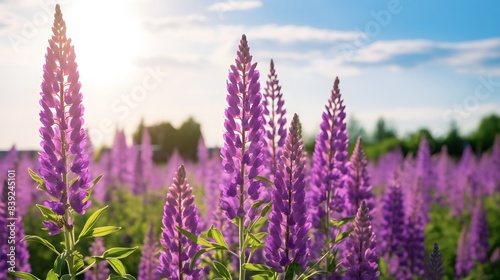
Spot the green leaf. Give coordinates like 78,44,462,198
53,251,66,274
246,232,265,248
7,272,40,280
35,204,59,221
60,275,71,280
261,202,272,217
334,229,353,243
28,168,46,191
107,258,127,276
284,262,303,280
242,263,273,272
254,175,273,185
84,174,103,203
108,274,136,280
102,247,138,259
80,226,121,239
250,200,265,209
190,247,216,269
78,205,109,240
46,269,58,280
74,250,85,271
22,235,60,255
207,226,229,249
213,261,232,279
330,216,355,227
176,226,214,248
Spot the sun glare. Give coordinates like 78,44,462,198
64,0,144,84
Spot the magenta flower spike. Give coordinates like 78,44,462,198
159,165,202,280
38,4,91,219
265,114,310,272
220,34,265,220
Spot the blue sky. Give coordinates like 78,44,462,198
1,0,500,150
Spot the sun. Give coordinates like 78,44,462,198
63,0,145,84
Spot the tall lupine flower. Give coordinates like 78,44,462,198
220,34,265,220
403,204,425,278
159,165,202,279
139,223,160,280
379,182,406,266
343,201,379,279
132,129,152,195
110,129,132,187
262,59,287,179
434,146,451,205
85,238,109,280
38,4,90,221
455,224,473,278
265,114,310,272
413,136,432,223
308,77,348,258
469,203,489,263
450,145,475,217
425,242,444,280
346,137,374,216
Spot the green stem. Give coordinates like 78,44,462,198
239,217,245,280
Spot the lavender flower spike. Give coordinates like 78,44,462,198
469,203,489,263
262,59,287,177
38,4,90,216
220,34,265,220
343,200,379,279
159,165,202,280
309,77,349,226
139,223,160,280
346,137,374,216
265,114,310,272
425,242,444,280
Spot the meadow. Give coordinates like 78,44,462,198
1,4,499,280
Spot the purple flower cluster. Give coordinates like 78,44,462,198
139,224,160,280
343,201,379,279
159,165,202,279
38,4,90,220
309,77,349,226
265,114,310,272
262,59,287,178
425,242,444,280
346,137,374,216
220,34,265,220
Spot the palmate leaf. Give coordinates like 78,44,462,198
213,261,232,280
207,226,229,249
107,258,127,276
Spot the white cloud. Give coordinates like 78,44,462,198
207,0,262,12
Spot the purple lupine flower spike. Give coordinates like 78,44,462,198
469,202,489,263
139,223,160,280
343,200,379,279
159,165,202,280
38,4,91,216
262,59,287,178
85,238,109,280
425,242,444,280
265,114,310,272
308,77,348,260
380,180,408,278
404,205,425,278
220,34,265,220
346,137,374,216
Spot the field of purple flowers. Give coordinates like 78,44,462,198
1,4,500,280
